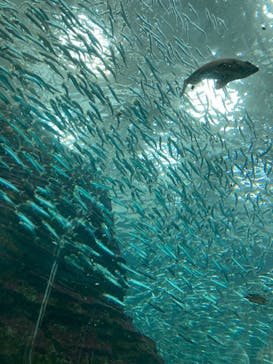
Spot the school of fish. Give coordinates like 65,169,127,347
0,0,272,363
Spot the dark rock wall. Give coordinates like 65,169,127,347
0,120,163,364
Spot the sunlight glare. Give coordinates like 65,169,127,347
232,161,271,200
59,13,110,76
263,4,273,18
183,80,241,124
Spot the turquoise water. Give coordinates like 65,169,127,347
0,0,273,363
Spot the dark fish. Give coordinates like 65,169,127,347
244,293,267,305
181,58,259,95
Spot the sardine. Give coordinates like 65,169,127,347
181,58,259,95
103,293,125,307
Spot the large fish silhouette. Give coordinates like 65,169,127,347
181,58,259,95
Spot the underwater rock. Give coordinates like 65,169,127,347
0,120,163,364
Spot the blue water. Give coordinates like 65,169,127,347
0,0,273,363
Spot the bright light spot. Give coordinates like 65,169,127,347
47,121,76,148
263,4,273,18
60,133,76,149
232,161,270,200
220,126,234,132
182,80,241,124
59,14,110,76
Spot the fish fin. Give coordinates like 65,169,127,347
180,81,188,96
215,79,227,89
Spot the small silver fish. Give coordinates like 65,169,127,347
181,58,259,95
